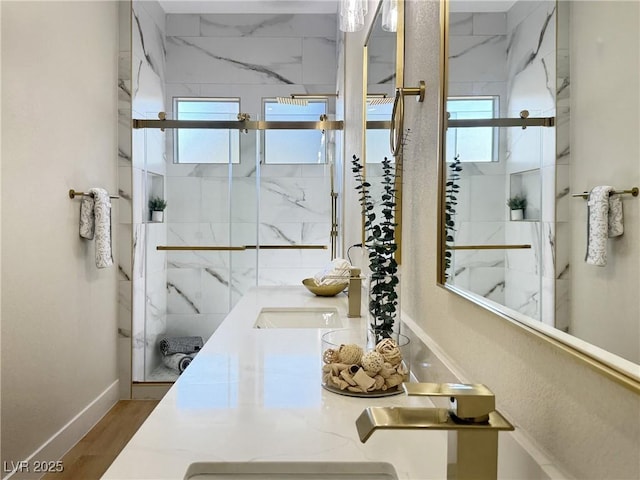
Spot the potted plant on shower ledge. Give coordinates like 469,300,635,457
149,196,167,222
351,154,400,346
507,194,527,221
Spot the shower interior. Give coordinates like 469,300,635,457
134,111,340,382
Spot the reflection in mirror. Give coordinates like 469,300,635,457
365,0,397,164
440,0,639,385
362,0,404,260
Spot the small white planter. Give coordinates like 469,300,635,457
510,209,524,221
151,210,164,222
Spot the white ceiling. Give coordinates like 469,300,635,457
158,0,340,15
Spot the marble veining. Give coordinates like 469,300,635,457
169,36,296,84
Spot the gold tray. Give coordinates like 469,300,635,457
322,383,403,398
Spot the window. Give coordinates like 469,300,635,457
446,96,499,162
262,99,328,164
173,97,240,164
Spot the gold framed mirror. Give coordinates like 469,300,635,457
438,0,639,391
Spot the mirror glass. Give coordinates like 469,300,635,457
365,1,397,163
440,0,639,381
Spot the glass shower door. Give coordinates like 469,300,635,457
136,109,337,382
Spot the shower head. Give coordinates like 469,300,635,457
367,95,394,106
276,96,309,106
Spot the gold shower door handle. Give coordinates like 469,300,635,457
156,245,328,251
446,244,532,250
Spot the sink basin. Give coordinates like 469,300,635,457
184,461,398,479
253,307,343,329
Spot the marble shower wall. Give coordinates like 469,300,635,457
132,0,168,381
118,0,133,398
447,1,558,325
159,13,338,367
447,10,508,303
504,0,556,324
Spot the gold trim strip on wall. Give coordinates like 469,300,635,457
156,245,327,251
446,244,532,250
447,117,555,128
133,119,343,131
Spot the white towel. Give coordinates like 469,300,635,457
313,258,351,286
585,186,624,266
162,353,194,373
79,188,113,268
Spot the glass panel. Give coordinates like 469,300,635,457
447,97,498,162
174,98,240,164
262,100,327,164
444,125,544,321
138,112,336,382
366,101,393,163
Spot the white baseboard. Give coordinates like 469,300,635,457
4,380,119,480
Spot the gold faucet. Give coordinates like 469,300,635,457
356,383,514,480
347,267,361,318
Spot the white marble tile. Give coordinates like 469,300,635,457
554,221,570,281
302,37,338,85
166,36,303,85
165,314,226,341
505,221,541,275
166,14,200,37
145,222,167,274
166,176,202,223
540,221,555,279
449,35,508,83
167,267,202,315
473,13,507,36
449,13,473,36
469,174,507,222
198,13,337,38
117,223,133,281
201,268,235,314
504,269,540,320
258,177,330,223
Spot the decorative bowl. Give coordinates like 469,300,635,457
302,278,348,297
321,328,410,397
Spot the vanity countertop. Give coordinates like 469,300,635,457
101,286,448,480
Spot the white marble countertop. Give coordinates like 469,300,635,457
102,286,448,480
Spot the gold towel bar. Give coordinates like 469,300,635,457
156,245,327,251
572,187,638,199
69,189,119,199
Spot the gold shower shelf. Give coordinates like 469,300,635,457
156,245,327,251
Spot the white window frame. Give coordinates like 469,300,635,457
447,95,499,163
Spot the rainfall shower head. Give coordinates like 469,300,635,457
276,96,309,106
276,93,338,107
367,95,395,106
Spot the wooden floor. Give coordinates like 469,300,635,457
42,400,158,480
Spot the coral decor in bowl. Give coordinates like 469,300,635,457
302,278,348,297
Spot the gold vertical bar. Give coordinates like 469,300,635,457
436,0,450,285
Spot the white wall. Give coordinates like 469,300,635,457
570,0,639,364
1,1,120,473
399,1,639,478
